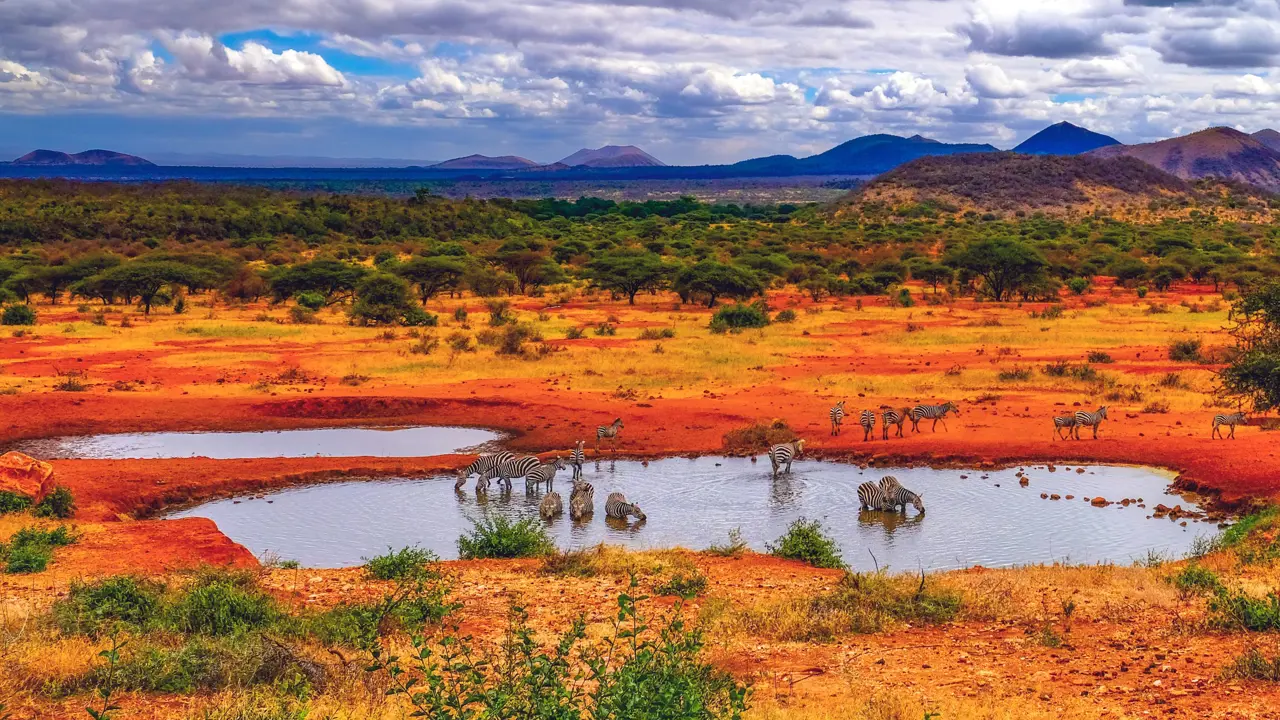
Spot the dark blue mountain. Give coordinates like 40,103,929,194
1014,122,1120,156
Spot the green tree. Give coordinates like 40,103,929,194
1222,282,1280,412
673,260,765,308
945,238,1046,301
351,273,433,326
268,259,368,305
908,260,954,293
89,262,212,315
584,250,669,304
495,250,564,295
394,256,466,304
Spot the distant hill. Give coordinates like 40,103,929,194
1014,121,1120,155
728,134,997,176
1089,127,1280,191
842,152,1275,220
559,146,665,168
432,154,539,170
7,149,154,167
146,152,440,168
1253,129,1280,153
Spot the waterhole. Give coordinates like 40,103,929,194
169,457,1209,569
9,426,501,460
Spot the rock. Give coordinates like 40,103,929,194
1041,493,1049,499
1076,468,1086,474
0,451,55,502
1051,494,1061,500
1092,497,1109,507
1065,495,1075,500
1020,477,1030,486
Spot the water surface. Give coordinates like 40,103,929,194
11,426,501,460
170,457,1206,569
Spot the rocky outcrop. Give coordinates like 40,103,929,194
0,451,55,502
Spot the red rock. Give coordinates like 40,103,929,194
1091,497,1109,507
0,451,54,502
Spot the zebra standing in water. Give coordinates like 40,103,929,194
829,401,846,436
525,456,565,492
488,455,542,491
569,482,594,520
605,492,646,521
909,402,960,433
455,451,515,490
1073,406,1108,439
539,491,563,519
1212,412,1247,439
860,410,876,441
878,476,924,513
881,407,909,440
596,418,624,451
857,481,892,511
768,439,805,476
1052,414,1077,440
569,440,586,480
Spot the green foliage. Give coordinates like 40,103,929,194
656,571,709,598
1067,277,1091,295
1169,337,1204,362
1209,588,1280,631
54,576,163,635
0,491,32,515
1,303,36,326
350,273,426,326
1171,564,1221,598
766,518,846,570
394,256,466,303
706,528,749,558
773,309,797,323
1087,350,1115,363
710,303,769,331
674,260,765,308
87,634,315,694
34,486,76,519
639,327,677,339
945,237,1046,301
457,515,557,559
268,259,367,305
2,524,76,574
585,250,670,304
163,571,278,636
294,291,325,311
997,366,1032,382
364,546,438,581
565,326,586,340
1136,286,1149,298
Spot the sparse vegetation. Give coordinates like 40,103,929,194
766,518,845,570
457,515,556,559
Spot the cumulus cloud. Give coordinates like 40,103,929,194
965,63,1031,98
956,0,1133,58
1155,19,1280,67
164,34,345,86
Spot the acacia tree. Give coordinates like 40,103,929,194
268,259,368,305
945,238,1046,302
495,250,564,295
584,250,669,304
1220,282,1280,411
395,256,466,304
672,260,765,308
91,262,211,315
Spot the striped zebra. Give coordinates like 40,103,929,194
605,492,647,521
570,440,586,480
768,439,805,476
860,410,876,441
488,455,543,491
1212,412,1247,439
1052,415,1077,441
881,481,925,514
455,451,516,490
830,401,846,436
878,475,903,497
881,407,909,440
569,482,594,520
909,402,960,433
1073,406,1108,440
857,481,892,511
539,491,563,520
525,456,565,492
596,418,624,451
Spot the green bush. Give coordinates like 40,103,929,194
706,527,748,558
1087,350,1114,363
164,571,278,636
638,327,677,340
896,288,914,307
1067,277,1090,295
1171,564,1221,597
0,491,32,515
1169,337,1204,362
91,634,313,694
774,309,797,323
997,366,1033,382
656,571,709,598
594,322,617,336
1209,588,1280,631
710,303,769,331
1,304,36,326
453,307,468,323
566,326,586,339
33,486,75,519
294,292,325,310
2,525,76,574
364,546,438,581
1136,286,1149,298
766,518,846,569
288,305,319,324
457,515,556,559
54,575,164,635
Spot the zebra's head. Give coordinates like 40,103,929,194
945,402,960,415
912,494,925,514
795,438,806,453
613,418,623,428
835,400,845,409
630,503,646,521
553,456,565,469
1098,406,1109,419
454,473,467,491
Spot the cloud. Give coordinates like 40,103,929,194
965,63,1031,98
1051,55,1144,86
1155,19,1280,67
956,0,1133,58
0,60,48,91
164,34,346,86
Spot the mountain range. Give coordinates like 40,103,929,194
1089,127,1280,191
3,149,155,167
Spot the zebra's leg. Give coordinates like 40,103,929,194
1230,423,1237,439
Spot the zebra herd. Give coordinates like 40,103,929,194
831,401,961,440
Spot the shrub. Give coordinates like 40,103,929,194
706,527,748,558
655,571,709,598
1067,277,1090,295
172,295,187,315
774,309,797,323
486,299,512,326
408,334,439,355
1225,649,1280,681
1041,361,1099,382
1142,400,1170,414
1030,305,1064,320
401,305,438,327
365,546,439,581
294,291,325,310
766,518,845,570
998,366,1033,381
53,369,88,392
565,326,586,339
1171,564,1221,598
594,322,617,336
1209,588,1280,631
91,634,315,694
495,323,542,356
2,525,76,574
710,303,769,331
708,316,729,335
1136,286,1149,298
1169,337,1204,362
54,575,164,635
164,571,278,636
445,331,474,354
1,304,36,326
0,491,32,515
33,486,75,519
457,515,556,559
288,306,319,324
1087,350,1115,364
453,307,468,323
722,419,795,452
638,327,676,340
1158,372,1186,389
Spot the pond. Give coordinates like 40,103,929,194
10,426,502,460
168,457,1211,569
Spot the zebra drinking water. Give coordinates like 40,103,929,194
878,475,903,497
489,455,542,491
605,492,646,521
539,491,563,520
881,407,909,440
525,456,565,492
596,418,624,451
1052,415,1077,440
1212,412,1247,439
570,440,586,479
909,402,960,433
768,439,805,476
860,410,876,441
1073,406,1108,439
830,401,846,435
455,451,516,491
569,482,594,520
857,481,892,511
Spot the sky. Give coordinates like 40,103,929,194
1,0,1279,164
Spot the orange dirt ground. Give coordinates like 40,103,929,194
3,283,1280,718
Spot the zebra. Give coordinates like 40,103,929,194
860,410,876,441
489,455,543,491
857,481,892,511
596,418,624,451
878,475,903,497
768,439,805,476
881,407,909,440
525,456,566,492
455,451,515,490
569,482,594,520
605,492,646,521
829,401,846,436
1052,415,1077,441
1212,412,1247,439
885,485,925,514
1073,406,1108,440
539,491,563,520
909,402,960,433
570,440,586,480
